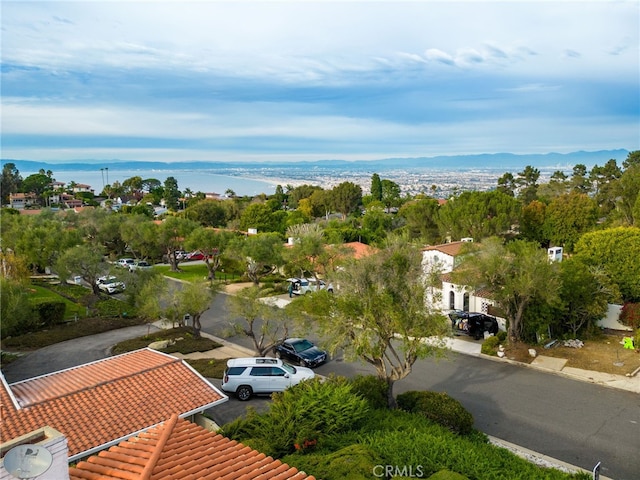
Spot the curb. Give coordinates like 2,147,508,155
487,436,613,480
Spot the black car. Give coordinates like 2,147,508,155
449,311,499,340
273,338,327,368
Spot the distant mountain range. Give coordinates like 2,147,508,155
1,149,630,174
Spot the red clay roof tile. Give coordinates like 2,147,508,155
69,415,316,480
1,349,227,459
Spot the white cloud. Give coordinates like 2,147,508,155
1,1,638,160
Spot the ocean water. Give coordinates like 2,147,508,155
48,168,279,197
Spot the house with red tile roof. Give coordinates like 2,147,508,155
0,349,227,462
68,414,316,480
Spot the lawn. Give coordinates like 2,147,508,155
28,284,85,320
155,263,247,284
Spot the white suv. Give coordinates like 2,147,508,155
221,357,315,401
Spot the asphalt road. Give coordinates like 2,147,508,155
199,293,640,480
3,291,639,479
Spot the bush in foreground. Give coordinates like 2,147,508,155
222,376,369,458
395,390,474,436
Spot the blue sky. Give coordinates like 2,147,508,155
1,0,638,163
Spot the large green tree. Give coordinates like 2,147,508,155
54,244,107,295
543,192,598,252
617,164,640,226
163,176,181,211
453,237,561,343
381,179,402,211
239,202,284,233
120,216,162,261
184,227,235,281
558,258,614,338
158,216,199,271
437,190,520,241
516,165,540,203
184,199,228,227
573,227,640,302
299,238,449,408
1,162,22,204
230,233,284,285
228,286,290,356
397,197,440,243
370,173,382,201
332,181,362,219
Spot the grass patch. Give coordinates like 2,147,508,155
0,352,20,366
27,284,85,320
156,264,245,284
111,327,222,355
1,316,146,351
185,358,229,378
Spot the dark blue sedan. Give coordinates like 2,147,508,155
274,338,327,368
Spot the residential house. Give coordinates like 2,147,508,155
71,184,94,194
0,348,227,462
8,193,37,210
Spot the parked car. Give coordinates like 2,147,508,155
449,311,499,340
185,250,207,261
274,338,327,368
97,276,125,294
129,260,153,271
287,277,333,295
221,357,315,401
116,258,135,269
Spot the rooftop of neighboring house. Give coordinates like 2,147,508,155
342,241,379,259
421,240,472,257
0,348,227,461
68,414,316,480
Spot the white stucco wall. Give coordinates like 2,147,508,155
596,304,632,331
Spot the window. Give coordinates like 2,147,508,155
226,367,247,376
449,291,455,310
250,367,272,376
463,293,470,312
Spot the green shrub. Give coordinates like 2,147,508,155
496,330,507,342
33,300,66,327
481,335,501,356
396,391,474,436
349,375,388,409
222,375,369,458
94,298,135,318
634,328,640,351
282,444,382,480
428,470,469,480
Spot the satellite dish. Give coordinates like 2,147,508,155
3,445,53,479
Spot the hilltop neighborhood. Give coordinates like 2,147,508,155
1,154,639,479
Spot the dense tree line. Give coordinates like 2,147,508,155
1,151,639,348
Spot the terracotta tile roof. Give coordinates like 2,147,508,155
69,414,316,480
1,349,227,460
421,241,468,257
341,241,378,259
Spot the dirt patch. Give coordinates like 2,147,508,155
503,333,640,376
